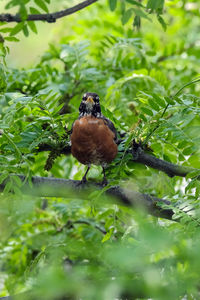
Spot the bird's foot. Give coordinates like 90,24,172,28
101,177,108,187
76,166,90,187
77,177,87,186
101,167,108,186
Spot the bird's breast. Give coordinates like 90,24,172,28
70,116,118,165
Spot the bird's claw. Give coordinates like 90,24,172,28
76,177,87,187
101,178,108,187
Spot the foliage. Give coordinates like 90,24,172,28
0,1,200,299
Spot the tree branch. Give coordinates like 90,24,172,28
0,0,98,23
132,142,199,179
36,141,199,180
0,174,174,221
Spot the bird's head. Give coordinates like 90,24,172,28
79,92,102,117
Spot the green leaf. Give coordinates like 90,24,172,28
34,0,49,13
102,227,114,243
122,8,133,25
23,24,29,37
0,64,7,92
0,172,9,184
124,132,135,148
19,4,28,20
30,6,41,14
109,0,117,11
148,98,160,111
133,15,141,29
121,0,126,13
178,141,188,149
152,93,166,108
0,28,12,33
157,14,167,31
164,96,175,105
186,170,200,180
147,0,164,12
139,113,147,122
182,146,195,156
10,22,24,36
3,180,12,193
4,36,20,42
28,21,38,34
185,179,198,193
133,8,151,20
12,175,22,187
140,106,153,116
125,0,144,8
5,0,19,9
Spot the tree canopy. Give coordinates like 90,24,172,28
0,0,200,299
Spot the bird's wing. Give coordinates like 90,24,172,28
101,116,119,144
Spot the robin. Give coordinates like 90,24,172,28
70,92,118,184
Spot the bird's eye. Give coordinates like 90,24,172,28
95,96,99,102
82,96,87,101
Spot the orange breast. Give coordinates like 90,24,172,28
71,116,118,165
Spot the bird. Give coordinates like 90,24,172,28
70,92,118,185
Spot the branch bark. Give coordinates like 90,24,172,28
132,144,198,178
0,174,174,221
36,142,199,180
0,0,98,23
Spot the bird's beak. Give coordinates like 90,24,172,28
86,96,94,104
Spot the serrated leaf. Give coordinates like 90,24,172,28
109,0,117,11
122,8,133,25
34,0,49,13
